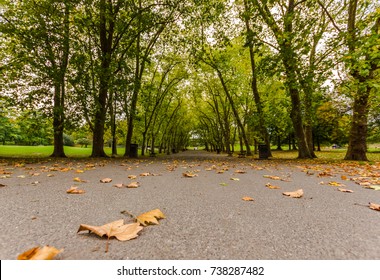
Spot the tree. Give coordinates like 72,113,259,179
1,0,72,157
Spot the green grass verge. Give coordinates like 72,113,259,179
0,145,127,158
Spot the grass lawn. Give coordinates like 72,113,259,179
0,145,127,158
1,145,379,162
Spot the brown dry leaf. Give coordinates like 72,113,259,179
337,188,354,193
17,246,63,260
139,172,150,177
216,170,225,174
66,186,85,194
265,183,280,189
242,196,254,201
318,171,333,177
136,209,166,226
235,170,246,174
47,174,55,177
60,168,70,172
128,175,137,179
77,220,143,241
0,183,6,187
127,182,140,188
282,189,303,198
369,202,380,211
341,175,348,180
183,172,198,178
100,178,112,183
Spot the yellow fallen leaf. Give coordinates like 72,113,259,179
183,172,198,178
127,182,140,188
66,186,85,194
75,169,84,173
235,170,246,174
77,220,143,241
282,189,303,198
337,188,354,193
242,196,254,201
100,178,112,183
73,177,87,183
341,175,348,180
369,202,380,211
17,246,63,260
128,175,137,179
139,172,150,176
328,181,345,187
263,175,281,180
136,209,166,226
265,183,280,189
230,177,240,181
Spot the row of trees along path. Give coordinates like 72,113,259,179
0,0,379,160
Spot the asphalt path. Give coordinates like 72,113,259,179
0,150,379,260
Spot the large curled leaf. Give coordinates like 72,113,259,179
77,219,143,241
18,246,63,260
136,209,166,226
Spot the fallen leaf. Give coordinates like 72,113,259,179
235,170,246,174
77,220,143,241
0,183,6,187
367,185,380,191
31,181,40,185
100,178,112,183
183,172,198,178
219,182,228,186
73,177,87,183
341,175,348,180
282,189,303,198
328,181,345,187
113,183,126,188
139,172,150,177
337,188,354,193
216,170,225,174
17,246,63,260
66,186,85,194
265,183,280,189
263,175,281,180
242,196,254,201
230,177,240,181
136,209,166,226
318,171,333,177
47,174,55,177
75,169,84,173
128,175,137,179
127,182,140,188
369,202,380,211
17,175,26,178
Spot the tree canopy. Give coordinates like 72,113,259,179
0,0,379,160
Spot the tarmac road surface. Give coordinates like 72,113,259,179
0,150,379,260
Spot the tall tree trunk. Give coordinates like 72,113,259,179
344,83,370,160
344,0,379,161
51,83,66,157
243,0,272,157
91,0,113,157
51,3,70,158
